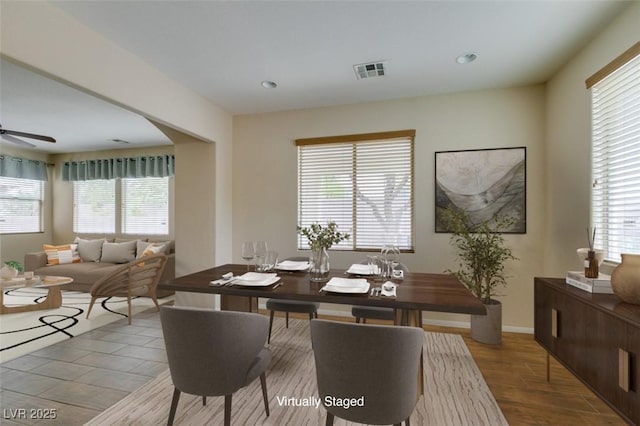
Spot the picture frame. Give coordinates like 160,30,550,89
435,147,526,233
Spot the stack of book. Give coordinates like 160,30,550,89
565,271,613,294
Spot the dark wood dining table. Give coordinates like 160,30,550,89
160,264,486,396
159,263,486,322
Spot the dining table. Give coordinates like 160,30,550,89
159,263,486,320
159,263,486,396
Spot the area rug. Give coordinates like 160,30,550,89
87,318,507,426
0,287,173,364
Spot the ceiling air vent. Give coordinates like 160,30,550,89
353,61,387,80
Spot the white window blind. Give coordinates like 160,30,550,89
591,50,640,262
0,177,44,234
122,177,169,235
73,180,116,233
298,132,414,251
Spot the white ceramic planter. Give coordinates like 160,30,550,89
470,299,502,345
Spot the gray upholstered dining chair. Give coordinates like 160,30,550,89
160,306,271,426
310,319,424,426
266,256,319,343
86,253,167,325
351,262,409,324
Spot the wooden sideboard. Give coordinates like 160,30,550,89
534,277,640,425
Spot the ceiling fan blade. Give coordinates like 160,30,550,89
1,129,56,143
1,134,37,148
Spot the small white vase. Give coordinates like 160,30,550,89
1,265,19,280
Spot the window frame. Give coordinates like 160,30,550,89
73,176,172,236
296,129,415,252
587,42,640,263
0,176,45,235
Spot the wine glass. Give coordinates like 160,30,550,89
241,241,255,271
382,244,400,281
254,241,268,271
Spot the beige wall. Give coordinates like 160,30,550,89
1,1,234,272
233,85,546,330
0,145,53,266
545,2,640,276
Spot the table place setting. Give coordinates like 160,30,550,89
210,272,280,288
320,277,370,294
275,260,311,271
345,263,379,276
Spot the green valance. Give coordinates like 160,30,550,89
0,155,48,181
62,155,175,181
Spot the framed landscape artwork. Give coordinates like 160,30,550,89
435,147,526,233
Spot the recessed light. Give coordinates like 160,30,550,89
456,53,477,64
261,80,277,89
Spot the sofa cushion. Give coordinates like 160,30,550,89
34,262,123,286
115,237,147,244
43,244,81,265
101,240,136,263
74,237,106,262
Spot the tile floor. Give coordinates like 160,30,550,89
0,309,168,425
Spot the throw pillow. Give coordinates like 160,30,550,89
137,242,167,259
101,240,137,264
136,240,168,258
156,240,173,254
74,237,106,262
44,244,81,265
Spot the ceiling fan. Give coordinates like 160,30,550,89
0,123,56,148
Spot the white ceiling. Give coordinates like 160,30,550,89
1,59,173,154
1,1,632,153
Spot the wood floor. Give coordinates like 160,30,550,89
432,325,625,425
302,312,627,425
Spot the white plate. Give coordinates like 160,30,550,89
346,264,379,275
275,261,310,271
321,278,370,294
233,272,280,287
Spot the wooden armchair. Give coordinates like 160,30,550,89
86,253,167,324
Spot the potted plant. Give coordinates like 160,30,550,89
1,260,23,279
297,222,349,282
443,207,518,344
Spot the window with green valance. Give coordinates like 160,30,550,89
62,155,175,181
0,154,48,181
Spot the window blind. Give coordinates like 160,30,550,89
122,177,169,235
73,180,116,233
0,177,44,234
298,134,414,251
591,51,640,262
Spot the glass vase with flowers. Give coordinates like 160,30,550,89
297,222,350,282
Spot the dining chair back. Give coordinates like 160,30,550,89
86,253,167,324
310,319,423,426
160,306,271,426
266,256,319,343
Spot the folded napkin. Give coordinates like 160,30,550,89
380,281,397,297
346,264,379,275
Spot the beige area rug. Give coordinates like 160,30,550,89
87,318,507,426
0,288,173,364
